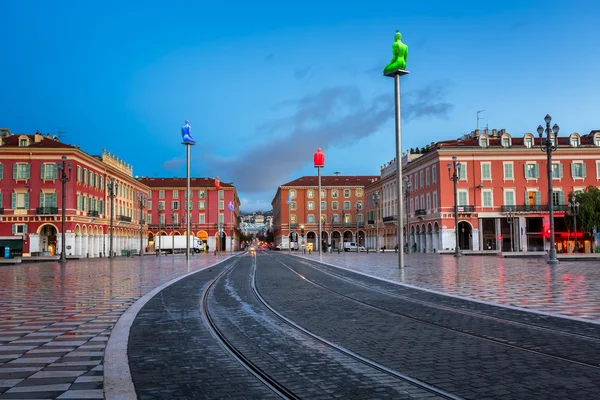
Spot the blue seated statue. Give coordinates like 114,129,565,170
181,120,196,144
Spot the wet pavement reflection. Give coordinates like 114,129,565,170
298,252,600,323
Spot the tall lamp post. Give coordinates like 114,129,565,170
314,148,325,255
372,191,380,252
228,201,234,253
287,193,292,252
447,156,462,257
57,156,72,262
355,201,362,253
157,203,164,256
537,114,560,264
171,209,176,255
300,225,305,253
404,178,412,253
569,199,580,253
138,193,146,256
506,208,515,252
107,178,118,259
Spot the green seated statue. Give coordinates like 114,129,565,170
383,30,408,75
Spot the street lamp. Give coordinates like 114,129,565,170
57,156,72,262
372,191,380,252
228,201,234,254
171,209,176,255
157,203,164,256
138,193,146,256
537,114,560,264
314,148,325,255
107,178,118,259
355,201,362,253
569,199,580,253
403,178,412,253
506,208,515,252
447,156,462,257
300,224,305,253
287,193,292,252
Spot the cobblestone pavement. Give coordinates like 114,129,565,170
293,251,600,323
0,254,231,399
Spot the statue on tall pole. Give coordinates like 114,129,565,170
181,120,196,144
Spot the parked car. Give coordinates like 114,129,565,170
343,242,366,252
275,243,288,251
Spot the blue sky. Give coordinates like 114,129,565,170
2,1,599,211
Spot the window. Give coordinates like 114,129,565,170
481,163,491,180
571,162,586,178
344,213,352,224
419,171,424,188
459,164,466,180
100,176,104,190
426,194,431,210
551,163,563,179
19,138,28,147
218,190,224,199
414,174,419,189
597,161,600,178
289,201,296,210
343,189,351,198
77,166,82,182
433,192,438,210
289,189,296,199
307,201,315,210
552,191,564,206
425,168,430,186
331,189,338,198
185,201,193,210
40,163,58,180
307,189,314,199
307,214,315,223
198,190,206,198
504,190,515,206
525,190,540,206
503,163,513,180
480,137,488,148
343,201,351,210
13,163,30,180
596,137,600,147
502,137,511,148
147,200,152,210
11,192,30,209
321,189,327,198
432,166,437,183
331,201,339,210
0,163,3,179
147,215,151,225
356,188,363,196
159,190,165,199
357,213,364,223
13,224,27,234
332,214,339,223
199,214,205,224
571,136,579,147
290,214,297,224
321,201,327,211
321,214,327,223
218,200,224,210
147,190,152,199
525,137,533,148
173,190,179,199
198,201,206,210
84,169,88,185
482,190,493,207
457,190,468,206
39,192,57,207
158,201,165,210
159,213,165,225
524,163,539,179
171,201,179,210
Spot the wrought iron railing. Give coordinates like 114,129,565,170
88,210,99,217
36,207,58,215
501,204,568,213
457,205,475,213
382,216,397,223
117,215,132,222
415,209,427,216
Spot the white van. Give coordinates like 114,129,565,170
343,242,366,252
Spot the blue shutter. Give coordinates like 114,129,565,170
13,164,17,179
535,192,541,205
0,163,3,179
12,224,16,234
559,163,563,178
52,193,57,207
24,193,29,209
12,193,16,209
582,162,587,178
23,225,27,234
570,163,574,178
26,164,30,179
534,164,540,179
558,191,564,205
40,164,46,179
40,193,44,207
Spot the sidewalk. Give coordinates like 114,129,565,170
295,252,600,323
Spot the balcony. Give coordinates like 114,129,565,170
382,216,397,223
117,215,132,222
500,204,568,213
330,222,364,228
36,207,58,215
367,219,375,225
88,210,99,218
456,205,475,213
0,208,4,215
415,209,427,216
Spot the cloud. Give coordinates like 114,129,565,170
264,53,275,62
196,82,453,195
161,157,186,172
294,66,311,80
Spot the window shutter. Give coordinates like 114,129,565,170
0,163,3,179
24,193,30,209
52,193,57,207
23,225,27,234
559,163,563,178
40,193,44,207
13,164,17,179
40,164,46,179
26,164,30,179
523,164,527,178
570,163,574,177
582,163,587,178
11,193,16,209
534,164,540,178
535,192,540,205
12,224,16,234
559,191,564,205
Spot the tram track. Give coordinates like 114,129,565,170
270,254,600,370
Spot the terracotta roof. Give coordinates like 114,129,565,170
2,134,75,149
439,133,598,148
282,175,378,187
136,177,234,188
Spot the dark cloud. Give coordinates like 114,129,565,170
197,82,452,194
161,157,186,172
294,66,311,80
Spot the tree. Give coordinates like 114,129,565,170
565,186,600,235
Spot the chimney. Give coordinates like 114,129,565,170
492,129,497,137
34,130,44,143
473,129,480,137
